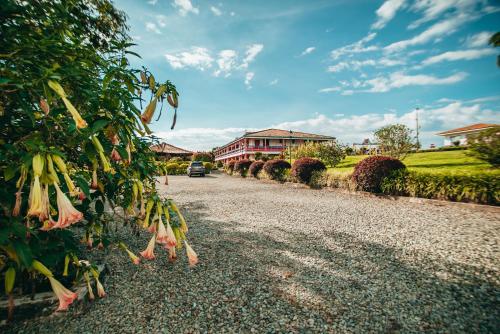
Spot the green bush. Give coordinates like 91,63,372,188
234,159,252,177
381,170,500,205
291,157,326,184
169,156,184,163
263,159,291,181
203,162,213,173
178,163,189,174
166,162,180,175
352,156,406,192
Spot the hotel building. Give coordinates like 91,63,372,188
214,129,335,163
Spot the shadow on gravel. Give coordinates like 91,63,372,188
183,199,499,333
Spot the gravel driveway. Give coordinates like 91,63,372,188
9,173,500,333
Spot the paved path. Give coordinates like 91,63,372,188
10,173,500,333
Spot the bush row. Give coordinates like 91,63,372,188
381,170,499,205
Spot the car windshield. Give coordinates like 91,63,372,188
191,161,203,166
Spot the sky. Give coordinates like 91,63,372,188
114,0,500,151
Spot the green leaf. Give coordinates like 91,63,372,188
4,165,17,181
91,119,109,134
95,199,104,215
115,145,128,160
13,240,33,267
75,176,90,198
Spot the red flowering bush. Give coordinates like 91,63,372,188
352,156,406,192
292,157,326,184
263,159,291,181
234,159,252,177
249,160,265,177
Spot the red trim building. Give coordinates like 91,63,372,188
214,129,335,163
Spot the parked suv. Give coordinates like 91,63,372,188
187,161,205,177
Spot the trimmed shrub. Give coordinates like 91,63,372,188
178,163,189,174
166,162,180,175
216,161,223,168
381,170,500,205
292,157,326,184
249,160,265,177
234,159,252,177
263,159,291,181
203,162,213,173
226,160,236,174
169,156,184,163
352,156,406,192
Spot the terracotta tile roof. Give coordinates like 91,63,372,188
150,142,193,154
243,128,335,140
436,123,498,136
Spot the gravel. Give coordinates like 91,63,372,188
8,172,500,333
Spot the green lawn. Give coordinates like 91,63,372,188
330,150,498,175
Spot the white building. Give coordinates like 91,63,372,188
437,123,498,147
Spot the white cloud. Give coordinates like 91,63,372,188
145,22,161,34
363,71,468,93
330,32,378,60
318,87,342,93
327,58,404,73
156,15,167,27
210,6,222,16
214,50,238,77
164,47,213,70
300,47,316,56
464,31,493,48
148,0,158,5
269,79,279,86
241,44,264,68
173,0,199,16
230,11,236,16
372,0,406,30
385,13,473,52
422,48,496,66
408,0,483,29
245,72,255,89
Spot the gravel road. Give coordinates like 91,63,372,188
9,172,500,333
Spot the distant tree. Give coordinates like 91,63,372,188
374,124,414,160
317,142,346,167
294,142,321,159
254,152,263,160
192,151,214,162
489,32,500,67
467,126,500,167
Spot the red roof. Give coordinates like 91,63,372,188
244,128,335,140
150,142,192,155
437,123,498,136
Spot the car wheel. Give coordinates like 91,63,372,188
201,173,205,177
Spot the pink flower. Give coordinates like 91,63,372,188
38,185,50,222
96,279,106,298
110,148,121,162
147,215,157,233
165,222,177,249
140,234,156,260
12,191,22,217
87,234,93,249
168,246,177,263
125,248,140,265
156,217,168,244
184,241,198,267
48,276,77,311
52,182,83,228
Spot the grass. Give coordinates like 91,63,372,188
330,150,498,175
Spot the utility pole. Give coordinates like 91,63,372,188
415,107,420,150
289,130,293,164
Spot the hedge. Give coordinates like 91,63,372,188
291,157,326,184
249,160,265,177
226,161,236,174
203,162,213,173
263,159,291,181
352,156,406,193
381,170,500,205
234,159,252,177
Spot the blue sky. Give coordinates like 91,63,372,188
114,0,500,150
